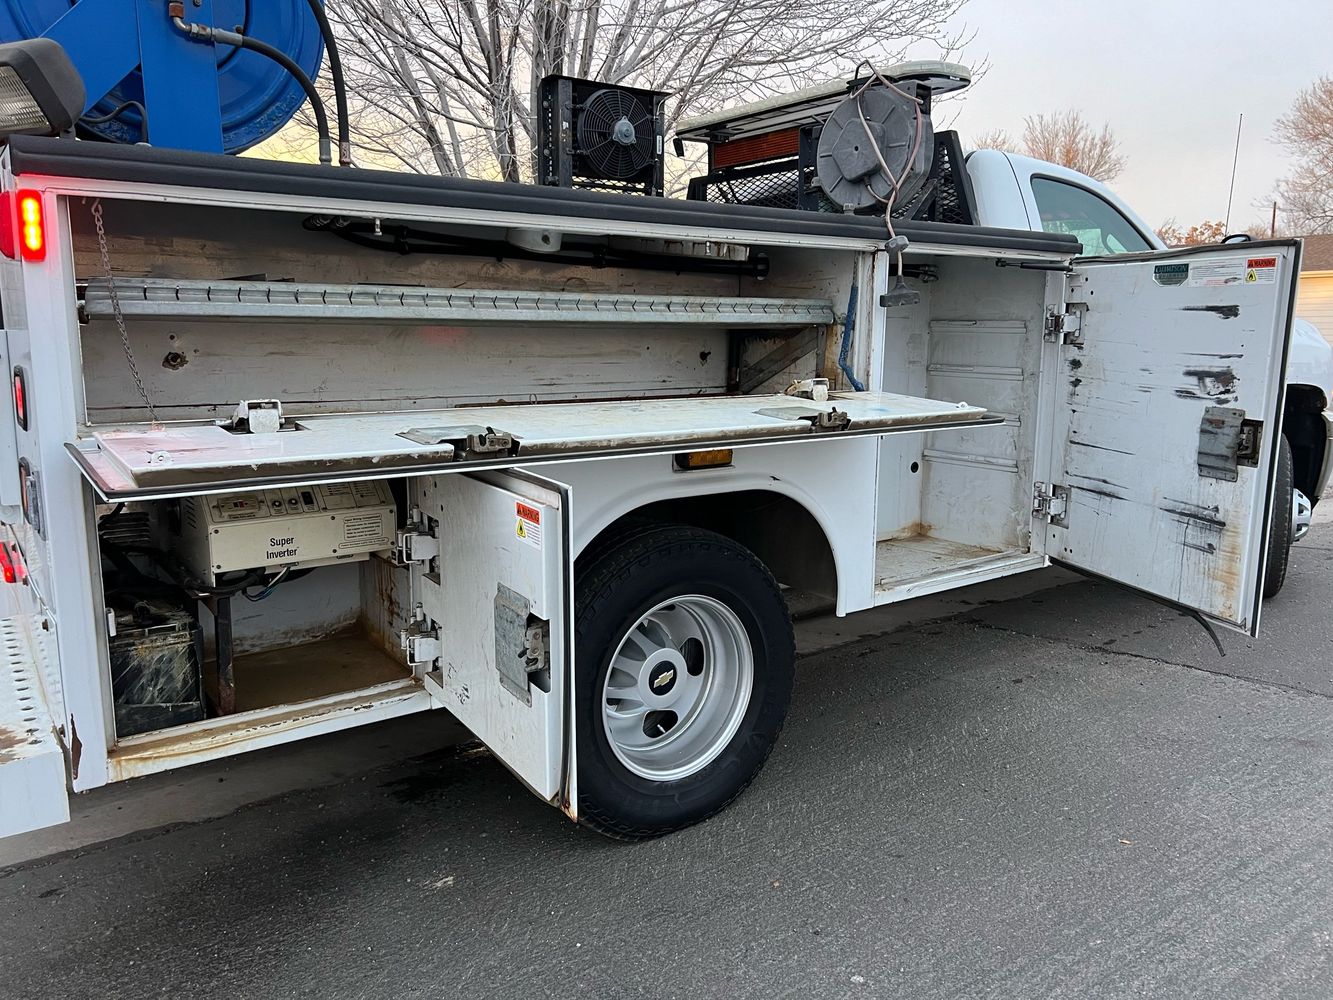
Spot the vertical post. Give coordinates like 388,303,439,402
204,593,235,715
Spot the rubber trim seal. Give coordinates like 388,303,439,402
6,135,1082,254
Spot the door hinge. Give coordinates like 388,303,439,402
1044,308,1083,345
400,603,441,665
1033,482,1070,525
396,507,440,564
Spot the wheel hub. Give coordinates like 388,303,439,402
601,595,754,781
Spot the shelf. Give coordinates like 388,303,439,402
220,630,410,715
82,277,836,328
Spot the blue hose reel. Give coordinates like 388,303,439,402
0,0,325,154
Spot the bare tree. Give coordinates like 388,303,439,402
315,0,972,181
970,110,1124,181
1019,110,1124,181
1155,219,1226,247
1269,76,1333,235
968,127,1016,153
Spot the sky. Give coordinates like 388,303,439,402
919,0,1333,232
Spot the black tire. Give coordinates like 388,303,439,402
574,524,795,840
1263,435,1294,599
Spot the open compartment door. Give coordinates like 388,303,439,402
406,470,573,804
1045,242,1301,635
66,391,1001,502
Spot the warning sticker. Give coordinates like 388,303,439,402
1245,256,1278,285
515,502,542,549
1187,257,1246,288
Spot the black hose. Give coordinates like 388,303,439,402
323,221,773,278
171,15,333,165
81,100,150,144
304,0,352,166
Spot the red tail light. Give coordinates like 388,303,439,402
0,190,46,262
12,366,27,430
0,541,15,584
18,192,45,261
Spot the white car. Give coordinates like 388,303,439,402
966,151,1333,595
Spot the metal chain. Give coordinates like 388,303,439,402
91,199,159,423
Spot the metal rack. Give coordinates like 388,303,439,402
82,278,836,327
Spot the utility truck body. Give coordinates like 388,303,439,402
0,134,1302,839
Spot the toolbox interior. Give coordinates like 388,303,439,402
74,198,1051,738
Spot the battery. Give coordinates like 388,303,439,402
109,599,205,738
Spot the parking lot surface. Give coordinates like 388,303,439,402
2,509,1332,999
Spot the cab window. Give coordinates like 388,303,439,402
1030,177,1152,255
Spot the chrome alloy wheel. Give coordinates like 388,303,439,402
601,595,754,781
1293,488,1313,544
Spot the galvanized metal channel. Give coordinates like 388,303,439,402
82,277,837,327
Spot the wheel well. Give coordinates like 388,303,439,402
583,491,838,606
1284,385,1327,503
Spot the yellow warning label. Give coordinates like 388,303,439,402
1245,269,1258,283
516,514,542,548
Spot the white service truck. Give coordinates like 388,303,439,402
0,56,1315,842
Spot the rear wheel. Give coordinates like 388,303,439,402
1263,435,1294,599
574,525,795,839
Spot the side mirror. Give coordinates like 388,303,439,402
0,39,86,140
1221,233,1254,245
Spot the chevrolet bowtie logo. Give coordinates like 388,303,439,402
652,668,675,690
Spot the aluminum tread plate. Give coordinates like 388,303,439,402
68,391,1000,499
0,614,68,837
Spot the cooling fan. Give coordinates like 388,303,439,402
539,75,669,196
577,88,657,180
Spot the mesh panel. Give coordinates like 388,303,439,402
688,132,974,224
699,162,803,210
0,67,49,134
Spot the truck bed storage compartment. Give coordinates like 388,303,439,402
872,257,1052,598
96,489,415,739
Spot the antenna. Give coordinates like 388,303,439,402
1224,112,1243,231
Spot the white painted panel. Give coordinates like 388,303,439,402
411,471,570,802
1051,244,1300,634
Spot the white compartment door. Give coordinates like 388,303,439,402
408,470,572,803
1048,242,1301,635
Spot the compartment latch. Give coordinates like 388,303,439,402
494,585,551,706
225,399,286,434
1198,406,1262,482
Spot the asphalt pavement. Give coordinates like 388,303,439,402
3,512,1333,998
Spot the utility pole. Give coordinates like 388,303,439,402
1224,113,1244,232
1271,201,1279,238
